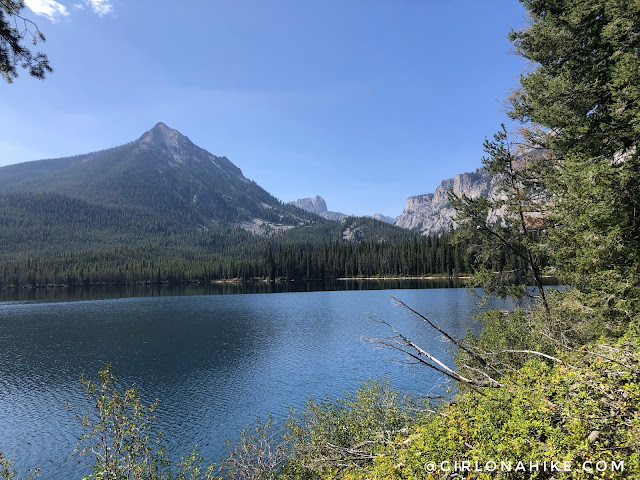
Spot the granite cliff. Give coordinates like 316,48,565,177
394,168,501,236
289,196,394,223
289,195,347,221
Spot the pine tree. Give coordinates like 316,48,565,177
508,0,640,321
450,125,551,310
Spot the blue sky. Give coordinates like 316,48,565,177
1,1,529,217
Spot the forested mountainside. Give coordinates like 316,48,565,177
4,200,522,287
1,124,517,287
0,121,515,282
0,123,318,235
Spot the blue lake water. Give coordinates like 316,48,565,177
0,283,513,478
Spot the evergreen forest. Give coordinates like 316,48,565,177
0,222,501,287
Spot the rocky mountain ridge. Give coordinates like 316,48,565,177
395,168,497,235
291,168,500,237
394,168,500,236
289,195,394,224
0,123,318,237
289,195,347,221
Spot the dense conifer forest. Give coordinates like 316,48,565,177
0,187,526,288
1,220,515,287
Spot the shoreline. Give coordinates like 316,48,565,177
1,274,560,290
1,276,468,290
336,275,470,280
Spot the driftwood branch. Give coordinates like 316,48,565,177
460,364,504,387
370,316,501,391
391,296,487,365
390,296,511,383
484,349,570,366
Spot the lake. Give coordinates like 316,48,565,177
0,282,513,478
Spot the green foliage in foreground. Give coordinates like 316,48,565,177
75,364,217,480
305,310,639,479
351,333,639,479
215,295,638,480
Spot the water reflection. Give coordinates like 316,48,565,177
0,278,465,302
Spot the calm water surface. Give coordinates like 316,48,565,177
0,282,510,478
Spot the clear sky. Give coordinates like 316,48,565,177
2,1,529,217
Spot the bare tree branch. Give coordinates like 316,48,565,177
370,316,502,392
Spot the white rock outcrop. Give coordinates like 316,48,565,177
394,168,501,235
289,195,347,221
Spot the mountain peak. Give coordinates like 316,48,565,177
291,195,328,214
151,122,175,134
142,122,186,142
137,123,195,161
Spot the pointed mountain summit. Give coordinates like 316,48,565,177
141,122,187,145
138,122,195,160
135,122,243,174
0,123,317,235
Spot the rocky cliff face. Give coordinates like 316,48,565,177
290,196,396,224
290,195,328,215
289,195,347,221
394,168,500,235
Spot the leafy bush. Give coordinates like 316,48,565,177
74,363,216,480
